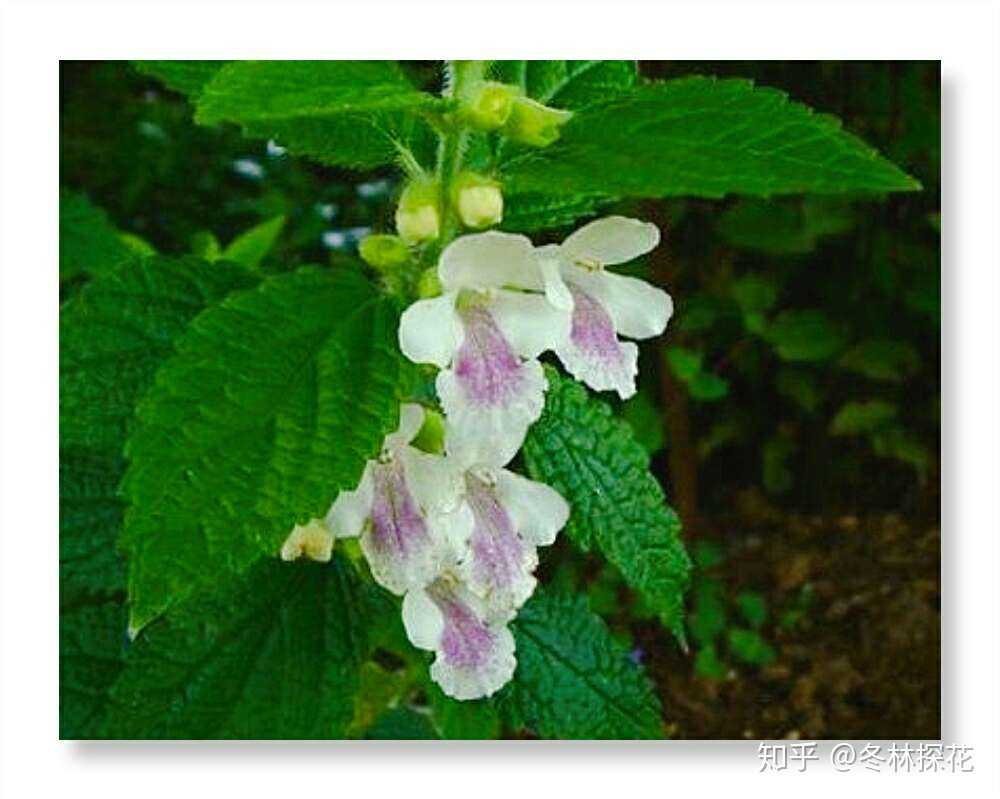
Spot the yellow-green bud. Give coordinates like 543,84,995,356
395,179,442,245
411,407,446,455
461,81,518,131
359,234,410,272
504,97,573,147
453,172,503,229
416,266,442,298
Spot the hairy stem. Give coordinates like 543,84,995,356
435,60,486,250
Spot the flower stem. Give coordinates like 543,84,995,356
433,60,487,254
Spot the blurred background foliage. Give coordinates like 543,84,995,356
61,61,940,738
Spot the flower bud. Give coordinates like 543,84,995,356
504,97,573,147
359,234,410,272
460,81,518,131
395,179,442,245
453,172,503,229
416,266,442,298
411,407,446,455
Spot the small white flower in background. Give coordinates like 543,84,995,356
280,518,335,563
536,216,673,400
446,436,569,616
325,404,465,595
402,572,517,700
398,231,572,466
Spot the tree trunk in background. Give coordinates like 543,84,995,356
644,200,700,533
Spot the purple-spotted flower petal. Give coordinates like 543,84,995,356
536,216,673,399
455,466,569,614
402,575,517,700
325,404,464,595
399,232,571,466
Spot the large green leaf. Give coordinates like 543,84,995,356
121,266,413,633
193,61,440,169
59,190,134,281
60,255,258,454
501,78,921,199
522,369,690,639
60,599,127,738
491,60,637,109
104,557,385,739
60,256,258,603
60,449,127,603
133,61,229,99
501,591,662,739
490,61,636,232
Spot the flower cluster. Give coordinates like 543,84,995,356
284,216,672,700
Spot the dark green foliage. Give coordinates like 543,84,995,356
60,190,135,281
121,265,414,632
104,557,386,739
60,255,258,454
366,708,440,740
502,591,662,739
523,369,691,639
501,78,920,199
426,683,501,740
133,61,228,99
60,599,128,738
192,61,440,170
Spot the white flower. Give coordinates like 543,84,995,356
279,518,335,562
325,404,466,595
536,216,673,399
445,436,569,615
398,231,572,466
402,573,517,700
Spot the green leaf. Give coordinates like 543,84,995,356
133,61,229,99
693,644,728,680
839,339,920,382
121,265,414,633
688,577,727,646
492,60,638,109
222,215,286,269
736,591,768,629
665,346,703,381
60,256,258,603
60,449,127,602
502,78,920,199
731,274,778,317
728,628,776,667
60,190,134,281
194,61,439,170
523,369,690,638
104,558,382,739
426,684,501,740
870,428,933,480
491,61,636,232
500,191,609,234
765,309,845,361
776,368,821,413
620,390,665,456
718,197,855,255
61,256,257,453
830,400,898,436
60,599,127,738
366,708,440,740
190,231,221,260
502,591,662,739
688,371,729,402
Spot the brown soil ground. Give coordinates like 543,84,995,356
635,490,941,740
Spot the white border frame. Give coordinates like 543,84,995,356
2,0,997,796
